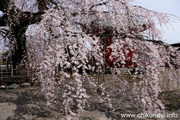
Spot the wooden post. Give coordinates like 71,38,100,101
0,66,1,76
10,51,13,76
103,38,106,82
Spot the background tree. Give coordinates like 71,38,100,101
0,0,57,68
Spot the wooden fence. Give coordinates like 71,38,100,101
0,64,31,85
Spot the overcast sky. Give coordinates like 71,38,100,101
133,0,180,44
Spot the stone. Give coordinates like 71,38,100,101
20,82,31,87
0,85,7,89
8,83,19,89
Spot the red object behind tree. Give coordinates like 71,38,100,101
82,22,150,68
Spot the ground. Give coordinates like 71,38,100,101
0,86,112,120
0,75,180,120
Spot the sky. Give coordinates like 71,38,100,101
133,0,180,44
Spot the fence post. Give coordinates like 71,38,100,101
0,67,2,82
11,63,13,76
0,66,2,76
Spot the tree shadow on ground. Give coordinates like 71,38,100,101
0,87,59,120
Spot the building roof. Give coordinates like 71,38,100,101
171,43,180,51
171,43,180,47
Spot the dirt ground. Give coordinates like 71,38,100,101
0,86,113,120
0,74,180,120
0,87,57,120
